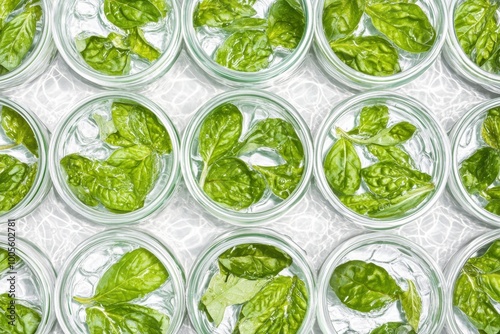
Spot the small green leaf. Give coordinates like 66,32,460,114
322,0,365,40
104,0,162,29
149,0,168,17
399,280,422,331
74,247,169,305
214,31,273,72
218,243,292,279
0,294,41,334
128,27,161,62
474,15,499,66
1,105,38,156
370,323,415,334
222,17,268,31
0,0,22,28
459,147,500,194
253,164,303,199
338,121,417,146
0,156,36,213
482,107,500,149
367,144,415,169
485,200,500,215
193,0,256,27
323,138,361,195
266,0,305,49
484,186,500,199
348,105,390,137
368,184,434,218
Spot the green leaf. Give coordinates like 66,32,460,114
367,144,415,169
482,107,500,149
366,2,435,53
218,243,292,279
339,192,389,215
128,27,161,62
214,31,273,72
0,5,41,72
235,276,308,334
480,271,500,303
253,164,303,199
348,105,390,137
399,280,422,331
323,138,361,195
0,0,22,28
330,260,401,312
0,294,41,334
485,200,500,215
322,0,365,40
104,0,162,29
0,156,36,213
459,147,500,194
474,15,499,66
149,0,168,17
468,240,500,273
368,184,435,218
74,247,169,305
199,103,242,166
266,0,305,49
193,0,256,27
203,157,266,210
106,145,153,170
200,273,269,326
0,249,10,273
1,105,38,156
85,303,170,334
222,18,268,31
370,322,415,334
338,121,417,146
484,186,500,199
330,36,401,76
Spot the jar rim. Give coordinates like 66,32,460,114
180,89,314,225
48,91,181,225
51,0,182,89
313,90,451,229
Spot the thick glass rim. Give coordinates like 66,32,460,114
54,228,186,334
51,0,182,89
180,89,314,226
313,90,451,229
48,91,181,225
186,227,317,334
182,0,314,87
317,232,446,334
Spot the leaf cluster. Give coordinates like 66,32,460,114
199,243,309,334
323,104,435,218
198,103,304,211
330,260,421,332
323,0,435,76
73,247,171,334
60,102,172,213
194,0,305,72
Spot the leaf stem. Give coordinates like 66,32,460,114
73,296,93,305
199,164,209,188
0,143,17,151
336,127,372,145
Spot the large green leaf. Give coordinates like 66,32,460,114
323,138,361,195
323,0,365,40
104,0,162,29
266,0,305,49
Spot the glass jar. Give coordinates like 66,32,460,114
448,98,500,227
48,92,180,225
0,234,57,334
313,91,450,229
55,228,186,334
52,0,182,90
0,0,56,90
314,0,447,91
182,0,314,88
186,227,316,334
0,97,52,222
317,233,446,334
443,0,500,93
181,89,313,225
444,230,500,333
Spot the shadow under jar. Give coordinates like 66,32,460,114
0,235,57,334
313,91,450,229
186,228,316,334
182,0,314,88
314,0,446,91
0,97,51,222
52,0,182,90
55,228,186,334
317,233,446,334
445,230,500,334
49,92,180,225
448,98,500,227
181,89,313,225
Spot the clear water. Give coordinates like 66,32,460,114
69,0,174,74
61,99,173,213
327,244,433,333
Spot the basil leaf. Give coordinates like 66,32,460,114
74,247,168,305
459,147,500,194
193,0,256,28
485,186,500,200
218,243,292,279
200,273,269,326
0,158,36,213
486,200,500,215
203,157,266,210
370,322,415,334
0,248,10,273
128,27,161,62
253,164,303,199
348,105,390,137
330,36,401,76
322,0,365,41
468,240,500,273
323,138,361,195
106,144,153,170
86,303,170,334
399,280,422,331
366,3,435,53
475,15,499,66
0,5,41,72
199,103,242,166
235,275,308,334
266,0,305,50
480,271,500,303
367,144,415,169
222,18,268,32
104,0,162,29
0,0,22,28
150,0,168,17
368,184,434,218
0,294,41,334
339,192,390,216
338,121,417,146
482,107,500,149
0,154,28,193
1,105,38,156
330,260,401,312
